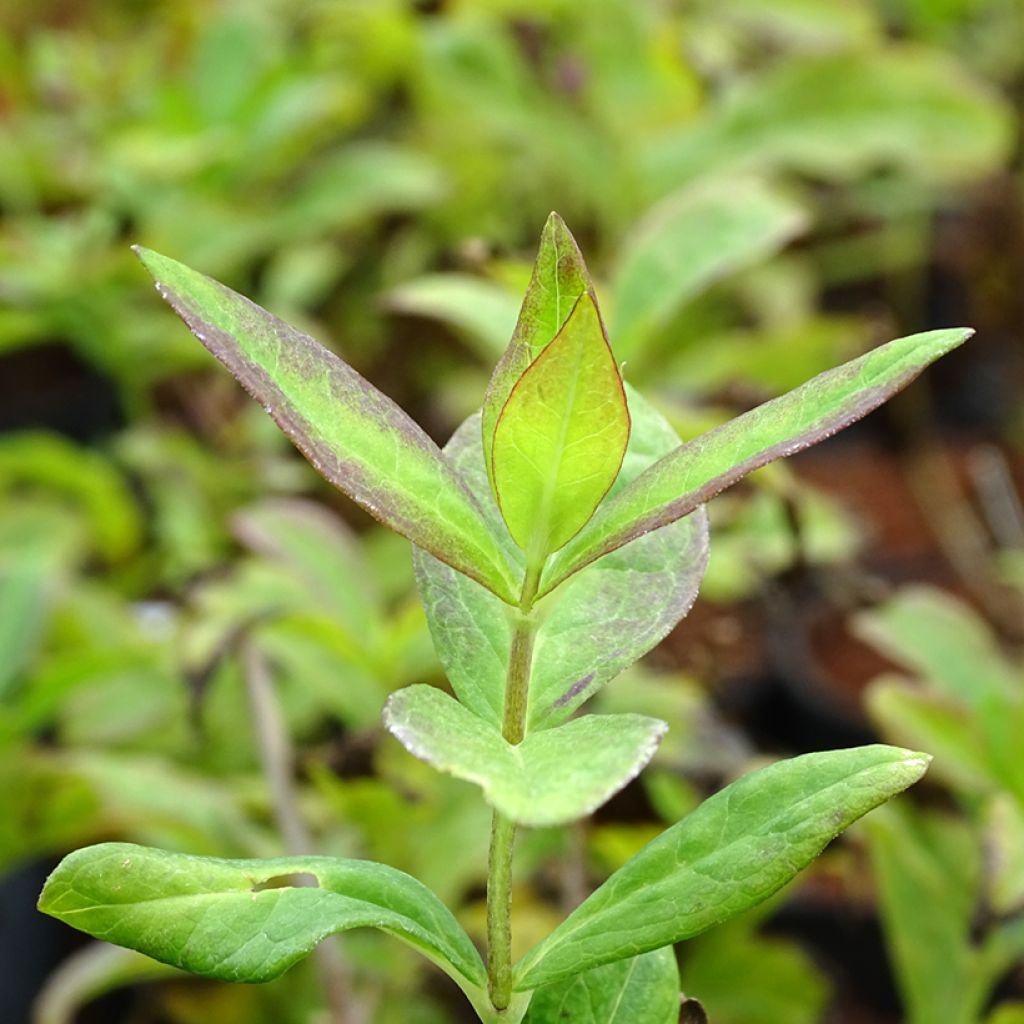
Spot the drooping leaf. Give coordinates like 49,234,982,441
525,947,680,1024
384,685,665,827
492,293,630,558
133,247,518,603
542,328,972,593
611,179,807,362
414,387,707,729
38,843,487,1000
481,213,594,492
514,745,930,989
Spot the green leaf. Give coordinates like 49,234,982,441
985,794,1024,916
866,678,994,794
386,273,521,361
989,1006,1024,1024
232,498,383,642
481,213,594,493
414,387,707,729
133,247,518,604
38,842,487,998
514,745,929,989
492,293,630,558
525,948,680,1024
644,51,1012,192
866,805,993,1024
853,586,1019,704
679,922,830,1024
611,179,807,363
856,587,1024,800
384,685,665,827
542,328,972,593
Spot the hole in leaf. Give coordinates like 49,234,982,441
251,873,320,892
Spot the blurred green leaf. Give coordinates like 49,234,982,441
386,273,521,361
680,921,830,1024
611,178,807,363
867,805,997,1024
645,50,1012,191
34,942,182,1024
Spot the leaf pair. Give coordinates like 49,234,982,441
39,746,930,1014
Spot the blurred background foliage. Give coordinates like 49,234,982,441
0,0,1022,1021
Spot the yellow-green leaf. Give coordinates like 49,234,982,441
492,294,630,559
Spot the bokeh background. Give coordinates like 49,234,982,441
1,1,1023,1022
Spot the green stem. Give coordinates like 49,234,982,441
486,811,517,1010
487,562,543,1012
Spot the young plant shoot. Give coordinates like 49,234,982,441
39,216,967,1023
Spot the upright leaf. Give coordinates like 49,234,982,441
492,294,630,557
38,843,487,1000
542,328,972,593
481,213,593,490
525,948,680,1024
514,745,930,989
133,247,518,603
384,685,665,827
867,806,993,1024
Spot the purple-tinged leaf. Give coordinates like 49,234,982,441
542,328,972,594
133,247,519,604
